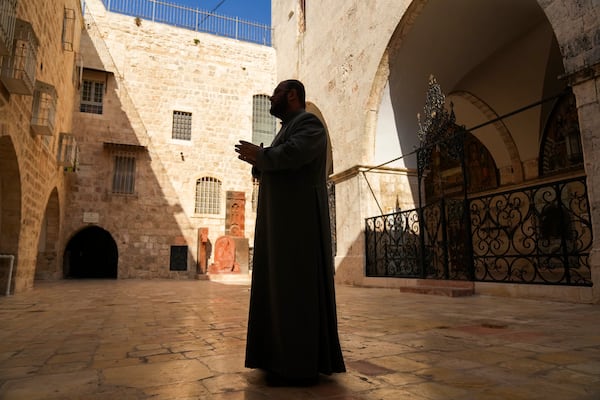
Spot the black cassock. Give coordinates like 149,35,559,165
245,110,346,379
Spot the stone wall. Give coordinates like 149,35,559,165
63,0,276,279
0,0,83,293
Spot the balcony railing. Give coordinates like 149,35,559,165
99,0,272,46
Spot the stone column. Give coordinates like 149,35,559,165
570,65,600,303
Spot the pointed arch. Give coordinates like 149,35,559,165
449,90,524,184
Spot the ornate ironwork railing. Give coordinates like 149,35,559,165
365,175,592,286
470,176,592,285
365,208,421,277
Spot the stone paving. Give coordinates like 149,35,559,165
0,280,599,399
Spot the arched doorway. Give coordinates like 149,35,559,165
64,226,118,278
0,136,21,294
36,188,60,280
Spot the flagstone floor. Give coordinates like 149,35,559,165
1,279,599,399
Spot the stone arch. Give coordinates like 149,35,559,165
306,101,337,257
535,0,593,74
35,188,61,280
64,226,118,279
306,101,333,176
365,0,427,169
0,136,21,294
448,90,524,184
367,0,564,179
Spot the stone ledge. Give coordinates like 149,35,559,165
400,279,475,297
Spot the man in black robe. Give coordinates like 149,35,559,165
235,80,345,385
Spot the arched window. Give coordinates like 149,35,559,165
195,177,221,214
252,94,276,146
539,90,583,176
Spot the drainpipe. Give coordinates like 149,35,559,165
0,254,15,296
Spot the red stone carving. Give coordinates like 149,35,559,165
208,235,240,274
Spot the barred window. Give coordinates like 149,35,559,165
62,7,75,51
112,154,136,194
172,110,192,140
80,80,104,114
252,94,276,146
195,177,221,214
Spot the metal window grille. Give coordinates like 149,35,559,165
62,8,75,51
195,177,221,214
252,94,276,146
112,154,136,194
80,80,104,114
0,19,38,95
172,110,192,140
57,133,78,169
0,0,17,56
31,81,57,136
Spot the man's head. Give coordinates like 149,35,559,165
269,79,306,120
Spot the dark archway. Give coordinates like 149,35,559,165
64,226,118,278
0,136,21,294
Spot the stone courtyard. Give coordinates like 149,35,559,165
0,280,599,399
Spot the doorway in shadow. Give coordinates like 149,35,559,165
64,226,118,279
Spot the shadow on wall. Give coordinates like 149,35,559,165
64,26,199,279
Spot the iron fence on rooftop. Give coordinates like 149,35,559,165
100,0,272,46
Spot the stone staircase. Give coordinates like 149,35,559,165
399,279,475,297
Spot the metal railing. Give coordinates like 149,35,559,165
366,175,593,286
100,0,272,46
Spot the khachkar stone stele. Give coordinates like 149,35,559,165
209,191,249,274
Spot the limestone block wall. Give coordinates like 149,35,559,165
0,0,83,293
63,0,276,278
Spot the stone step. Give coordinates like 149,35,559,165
206,273,251,285
399,279,475,297
399,286,475,297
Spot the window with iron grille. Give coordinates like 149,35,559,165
31,81,56,136
62,7,75,51
112,154,136,194
172,110,192,140
252,94,276,146
80,79,104,114
195,177,221,214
